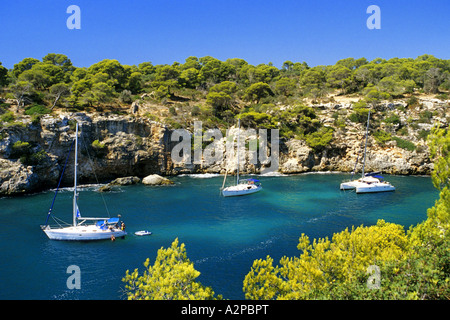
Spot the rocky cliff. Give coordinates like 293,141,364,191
0,97,447,196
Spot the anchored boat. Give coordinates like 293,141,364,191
41,121,127,241
340,110,395,194
221,119,262,197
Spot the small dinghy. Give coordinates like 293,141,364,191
134,230,152,236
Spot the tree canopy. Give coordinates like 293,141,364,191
122,238,221,300
1,53,449,149
1,53,448,112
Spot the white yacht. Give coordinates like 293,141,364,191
340,110,395,194
340,175,380,190
42,122,127,241
355,178,395,193
222,178,262,197
341,172,395,193
221,119,262,197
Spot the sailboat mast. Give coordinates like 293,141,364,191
361,109,371,178
236,118,240,185
73,122,78,227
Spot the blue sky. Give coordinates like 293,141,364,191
1,0,449,69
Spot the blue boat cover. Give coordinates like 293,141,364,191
247,179,260,182
107,218,119,224
96,220,107,230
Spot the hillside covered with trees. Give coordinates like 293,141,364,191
1,53,449,155
2,54,449,108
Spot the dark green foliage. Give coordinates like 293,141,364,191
1,54,449,133
11,140,31,156
24,104,50,115
237,111,274,128
305,127,334,151
349,101,370,123
0,111,15,123
373,130,392,145
275,105,320,139
0,62,8,87
10,140,49,165
392,136,416,151
384,113,401,125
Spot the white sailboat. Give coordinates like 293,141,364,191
41,122,127,241
221,119,262,197
340,110,395,194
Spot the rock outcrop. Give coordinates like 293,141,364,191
0,113,172,195
0,159,37,195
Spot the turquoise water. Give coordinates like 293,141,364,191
0,174,439,300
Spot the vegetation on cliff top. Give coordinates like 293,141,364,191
1,54,449,155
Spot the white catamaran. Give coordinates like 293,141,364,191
41,122,127,241
340,110,395,194
221,119,262,197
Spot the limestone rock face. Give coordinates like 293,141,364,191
279,139,315,173
1,95,446,196
0,159,37,195
0,112,171,195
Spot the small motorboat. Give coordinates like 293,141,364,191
134,230,152,236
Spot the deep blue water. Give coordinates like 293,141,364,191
0,173,439,300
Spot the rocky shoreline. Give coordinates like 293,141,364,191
1,97,447,196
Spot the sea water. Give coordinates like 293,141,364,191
0,174,439,300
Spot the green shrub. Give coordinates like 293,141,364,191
436,93,448,101
305,127,334,151
169,106,177,116
0,111,15,123
418,110,433,124
384,113,401,125
24,104,50,116
392,136,416,151
26,150,48,165
0,103,11,111
397,127,408,136
349,101,370,123
12,140,31,155
91,139,106,150
373,130,392,145
275,105,320,138
418,129,430,140
90,139,107,157
11,140,38,164
191,105,201,116
238,111,274,127
406,96,419,107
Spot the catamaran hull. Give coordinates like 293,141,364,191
356,184,395,194
222,186,262,197
43,226,127,241
340,181,360,190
